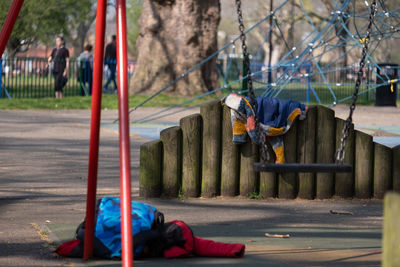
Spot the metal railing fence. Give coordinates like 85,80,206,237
0,57,135,98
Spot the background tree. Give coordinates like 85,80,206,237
130,0,221,96
0,0,101,57
0,0,69,57
65,0,98,55
127,0,143,58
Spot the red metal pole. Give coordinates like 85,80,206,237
83,0,107,260
116,0,133,266
0,0,24,57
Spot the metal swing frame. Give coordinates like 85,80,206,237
0,0,134,266
253,163,353,173
234,0,377,174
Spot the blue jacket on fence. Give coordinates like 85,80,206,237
223,93,307,163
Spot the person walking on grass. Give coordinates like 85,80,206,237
103,35,117,93
48,36,70,99
78,44,93,96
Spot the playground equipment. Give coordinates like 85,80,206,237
139,101,399,199
1,0,398,266
0,0,133,266
138,0,399,200
127,0,399,124
234,0,376,174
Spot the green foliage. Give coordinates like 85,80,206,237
64,0,97,54
127,0,143,58
0,1,69,56
248,192,263,199
177,188,184,199
0,0,96,56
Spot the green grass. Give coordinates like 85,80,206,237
1,92,395,110
0,93,221,110
0,82,397,110
248,192,263,199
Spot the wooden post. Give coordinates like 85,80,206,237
180,114,202,197
374,143,393,199
160,126,182,198
382,192,400,267
316,105,335,199
139,140,163,198
200,100,222,197
355,130,374,198
221,106,240,197
297,106,317,199
259,122,277,199
240,141,259,197
335,118,355,198
393,145,400,193
259,166,277,198
279,119,298,199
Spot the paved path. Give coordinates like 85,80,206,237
0,109,386,266
114,105,400,147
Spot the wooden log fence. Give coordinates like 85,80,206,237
201,101,222,197
316,105,335,199
221,106,240,196
160,126,182,198
355,130,374,198
383,192,400,267
180,114,202,198
140,100,397,199
297,106,317,199
335,118,355,198
279,118,298,199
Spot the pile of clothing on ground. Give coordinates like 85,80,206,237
55,197,245,260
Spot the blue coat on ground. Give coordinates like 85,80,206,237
94,197,157,258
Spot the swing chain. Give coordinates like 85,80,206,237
235,0,271,162
336,0,377,163
234,0,255,101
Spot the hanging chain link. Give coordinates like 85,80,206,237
235,0,271,162
336,0,377,163
235,0,255,102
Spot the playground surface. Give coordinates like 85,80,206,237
106,104,400,147
0,105,398,266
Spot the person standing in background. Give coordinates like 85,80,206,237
104,35,117,93
78,44,94,96
48,36,69,99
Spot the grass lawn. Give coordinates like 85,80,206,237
0,93,221,110
0,87,396,110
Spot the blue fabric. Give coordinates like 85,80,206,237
94,197,157,258
255,97,306,128
224,93,307,163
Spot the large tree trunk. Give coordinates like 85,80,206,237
130,0,221,96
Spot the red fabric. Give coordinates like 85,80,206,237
164,246,189,258
194,237,245,258
163,220,194,258
246,114,256,131
54,240,81,256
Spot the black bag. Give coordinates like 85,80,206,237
76,67,81,82
61,76,68,87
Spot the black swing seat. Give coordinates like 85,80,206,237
253,163,352,173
